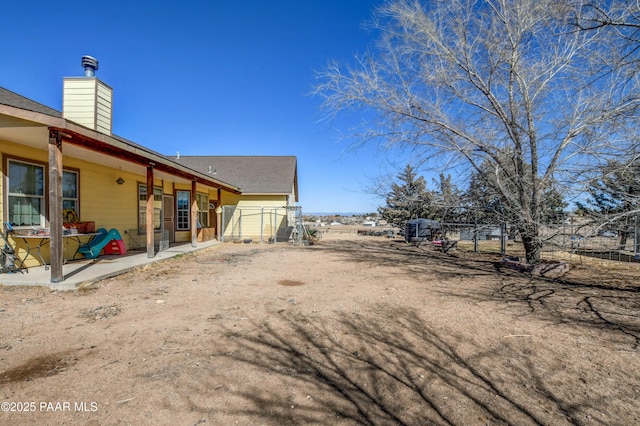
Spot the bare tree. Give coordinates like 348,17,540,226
314,0,640,263
574,1,640,48
571,1,640,246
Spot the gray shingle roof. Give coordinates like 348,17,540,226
1,85,295,197
0,86,62,117
173,156,297,197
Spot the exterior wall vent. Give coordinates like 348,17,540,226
63,56,113,135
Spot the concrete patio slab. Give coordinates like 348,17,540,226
0,240,220,290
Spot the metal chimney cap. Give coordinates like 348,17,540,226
81,55,99,76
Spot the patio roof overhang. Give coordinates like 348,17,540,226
0,103,242,194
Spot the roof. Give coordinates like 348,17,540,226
0,86,148,154
0,87,62,118
174,156,298,199
0,85,241,193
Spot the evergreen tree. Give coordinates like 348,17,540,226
378,165,436,228
433,173,464,223
577,158,640,248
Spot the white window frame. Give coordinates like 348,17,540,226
62,169,79,216
176,190,190,230
196,192,208,228
7,159,46,228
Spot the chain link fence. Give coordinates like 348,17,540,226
439,222,640,270
220,205,304,244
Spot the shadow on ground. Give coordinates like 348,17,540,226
148,237,640,425
185,239,640,424
318,238,640,348
205,305,619,425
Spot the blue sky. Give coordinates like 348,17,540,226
0,0,397,214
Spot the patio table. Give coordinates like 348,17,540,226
13,232,101,270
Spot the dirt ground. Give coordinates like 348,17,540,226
1,229,639,425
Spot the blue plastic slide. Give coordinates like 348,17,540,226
78,228,124,259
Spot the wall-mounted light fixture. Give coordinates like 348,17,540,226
116,177,125,185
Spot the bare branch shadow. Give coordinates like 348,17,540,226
172,237,640,424
204,305,617,425
317,238,640,348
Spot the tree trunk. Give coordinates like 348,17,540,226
618,231,629,251
520,223,543,264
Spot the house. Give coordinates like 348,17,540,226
172,155,299,242
0,56,299,282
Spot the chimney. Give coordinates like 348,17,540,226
63,55,113,135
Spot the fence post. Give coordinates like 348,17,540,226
570,223,574,250
473,227,478,252
635,216,640,260
221,207,226,242
260,207,264,243
500,222,506,255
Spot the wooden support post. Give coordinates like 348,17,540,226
216,188,222,241
48,129,64,283
191,180,197,247
146,164,155,258
216,207,222,242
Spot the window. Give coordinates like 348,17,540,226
138,184,163,232
6,160,81,228
63,170,79,214
176,190,190,230
196,193,208,228
7,160,45,227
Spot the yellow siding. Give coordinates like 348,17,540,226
96,81,112,134
63,78,113,135
1,138,49,162
63,78,97,129
64,79,95,89
69,159,139,233
222,191,242,206
236,195,286,207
